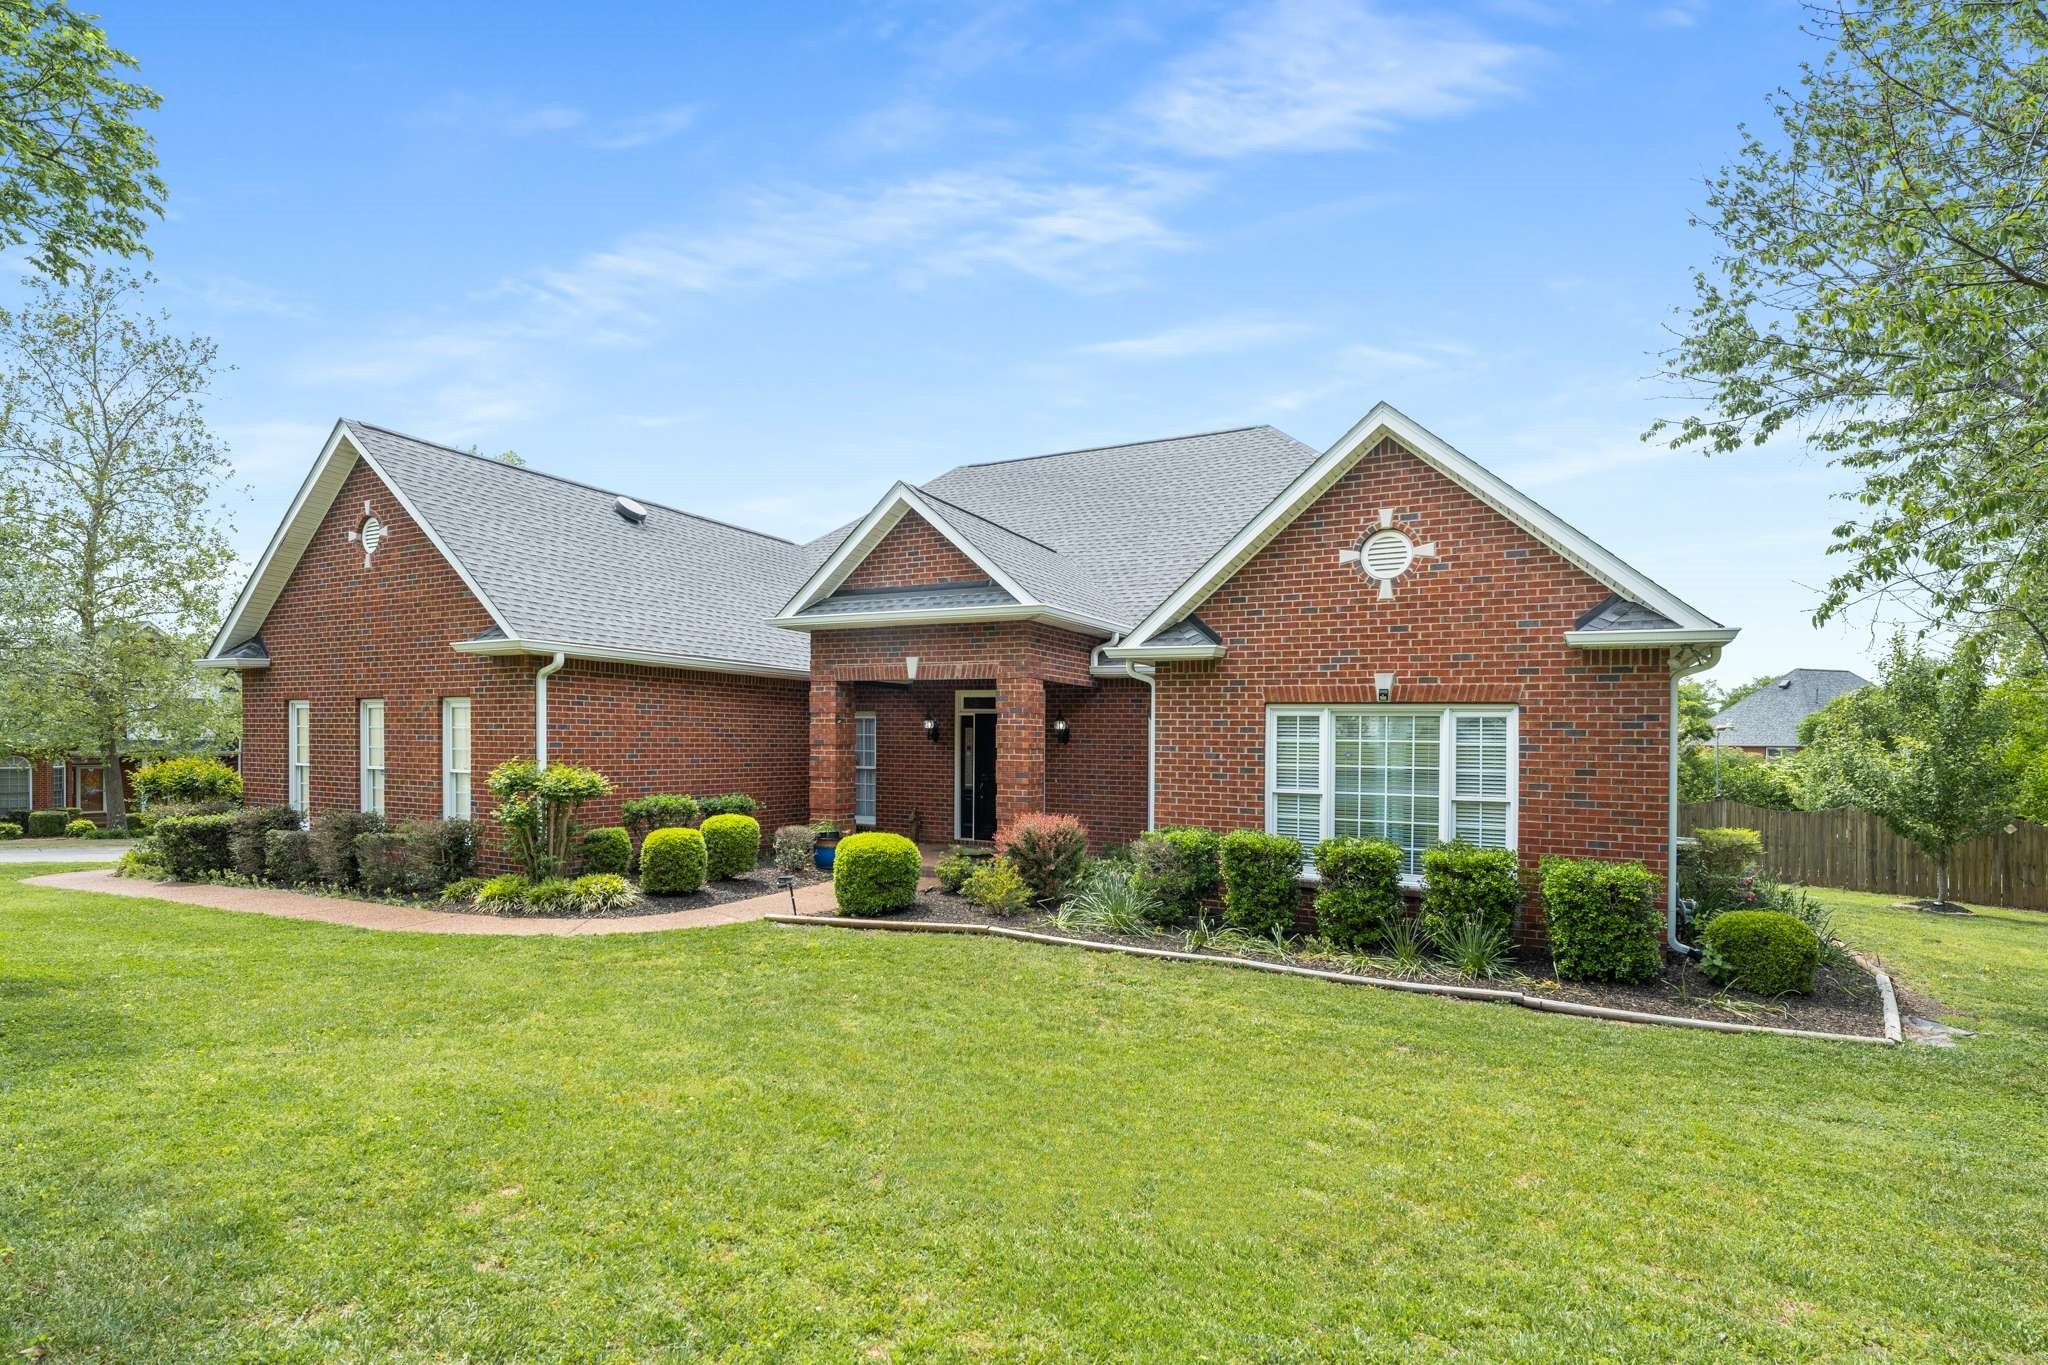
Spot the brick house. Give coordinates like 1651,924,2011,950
204,404,1735,946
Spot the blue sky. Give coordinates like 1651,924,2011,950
84,0,1879,687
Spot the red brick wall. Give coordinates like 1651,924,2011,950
1152,436,1674,943
842,512,990,591
1048,678,1149,849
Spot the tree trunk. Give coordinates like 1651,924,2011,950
1934,855,1950,908
102,743,126,833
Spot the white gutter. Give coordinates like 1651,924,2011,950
1091,640,1158,831
535,651,566,767
1667,642,1725,952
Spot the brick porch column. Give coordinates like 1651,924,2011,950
809,679,857,829
994,673,1047,832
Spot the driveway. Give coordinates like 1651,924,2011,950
0,840,134,864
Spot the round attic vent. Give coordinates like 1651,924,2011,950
1359,529,1414,581
615,495,649,524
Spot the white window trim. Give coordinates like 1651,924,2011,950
1265,703,1519,886
50,761,65,808
954,689,997,841
359,700,386,815
441,697,472,819
0,757,29,812
288,701,311,814
853,711,877,827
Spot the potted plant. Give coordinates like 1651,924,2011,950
812,820,843,871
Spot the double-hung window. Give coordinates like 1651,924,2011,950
0,758,28,813
853,712,877,826
50,762,65,808
359,700,386,815
442,698,472,819
287,702,311,813
1267,705,1517,879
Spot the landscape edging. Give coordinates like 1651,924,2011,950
767,913,1901,1046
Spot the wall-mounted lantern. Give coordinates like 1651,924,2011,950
1052,717,1071,744
922,715,939,741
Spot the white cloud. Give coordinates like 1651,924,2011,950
1079,318,1313,361
410,95,587,137
590,105,697,151
1135,0,1526,158
1260,340,1468,411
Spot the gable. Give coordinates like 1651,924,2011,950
843,510,994,592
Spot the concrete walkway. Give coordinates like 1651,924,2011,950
0,840,135,864
24,868,834,935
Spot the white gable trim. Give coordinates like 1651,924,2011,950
773,483,1038,622
1120,402,1728,650
208,422,517,658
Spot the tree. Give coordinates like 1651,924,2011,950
0,267,236,828
1997,677,2048,825
1653,3,2048,651
1678,743,1804,808
1801,635,2016,905
0,2,163,275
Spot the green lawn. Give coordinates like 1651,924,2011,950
2,870,2043,1362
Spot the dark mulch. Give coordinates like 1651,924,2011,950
802,888,1890,1038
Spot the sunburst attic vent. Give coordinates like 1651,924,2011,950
614,495,649,525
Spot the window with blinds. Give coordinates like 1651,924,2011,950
442,698,472,819
288,702,311,813
1267,706,1517,877
854,713,877,826
0,758,28,813
359,700,386,816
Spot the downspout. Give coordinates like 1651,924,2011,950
535,651,566,768
1090,639,1158,832
1667,644,1722,954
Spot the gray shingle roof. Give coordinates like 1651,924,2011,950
798,582,1016,617
1148,616,1220,647
346,421,821,674
1575,594,1682,633
1712,668,1872,748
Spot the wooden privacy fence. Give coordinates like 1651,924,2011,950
1679,801,2048,912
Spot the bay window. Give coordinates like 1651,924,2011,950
1266,705,1517,878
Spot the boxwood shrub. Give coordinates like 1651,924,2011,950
620,793,699,837
155,812,237,880
1311,836,1402,949
580,825,633,876
263,828,317,885
64,817,97,838
696,791,760,819
26,810,69,838
1540,856,1662,984
228,805,302,877
641,827,708,895
310,810,387,886
1220,830,1303,937
1699,910,1819,995
1131,826,1221,926
834,831,921,916
1420,840,1522,942
701,813,761,880
355,832,434,895
995,812,1089,903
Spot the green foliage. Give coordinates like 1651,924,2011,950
62,816,95,838
2000,677,2048,825
113,843,160,877
226,804,299,878
0,821,19,840
696,792,760,819
438,877,485,906
354,832,427,896
153,812,234,880
1310,837,1402,949
1540,857,1663,985
1419,841,1522,943
579,826,632,876
569,873,641,914
1700,910,1821,996
995,812,1089,903
833,831,921,916
1677,743,1803,808
700,813,761,880
1677,826,1766,928
474,874,530,912
639,827,707,896
1383,916,1426,971
133,757,242,808
262,828,315,886
24,809,66,837
308,810,386,886
415,819,477,885
933,848,980,894
523,878,577,915
1219,830,1303,937
1428,915,1514,981
1052,860,1159,934
772,824,813,874
962,857,1032,916
620,793,699,837
1652,3,2048,642
1802,636,2016,904
1130,826,1221,926
487,759,613,879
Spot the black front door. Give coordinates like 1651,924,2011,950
959,712,998,840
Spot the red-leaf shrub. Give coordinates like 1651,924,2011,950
994,812,1089,903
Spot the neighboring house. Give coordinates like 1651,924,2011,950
202,403,1737,945
0,755,145,827
1711,668,1871,757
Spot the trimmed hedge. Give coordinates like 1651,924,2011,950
155,812,236,880
701,813,761,880
229,805,302,877
1311,837,1403,949
310,810,387,886
1540,857,1663,985
995,812,1089,903
133,756,243,807
26,810,69,838
834,831,921,916
580,826,632,876
355,832,427,895
263,828,317,885
697,792,760,819
641,827,708,895
1700,910,1819,995
1420,840,1522,942
64,817,97,838
1131,826,1221,926
1220,830,1303,937
620,793,699,836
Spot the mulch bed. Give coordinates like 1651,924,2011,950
802,888,1891,1038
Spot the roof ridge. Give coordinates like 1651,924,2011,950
344,418,800,548
913,486,1062,555
945,423,1287,471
